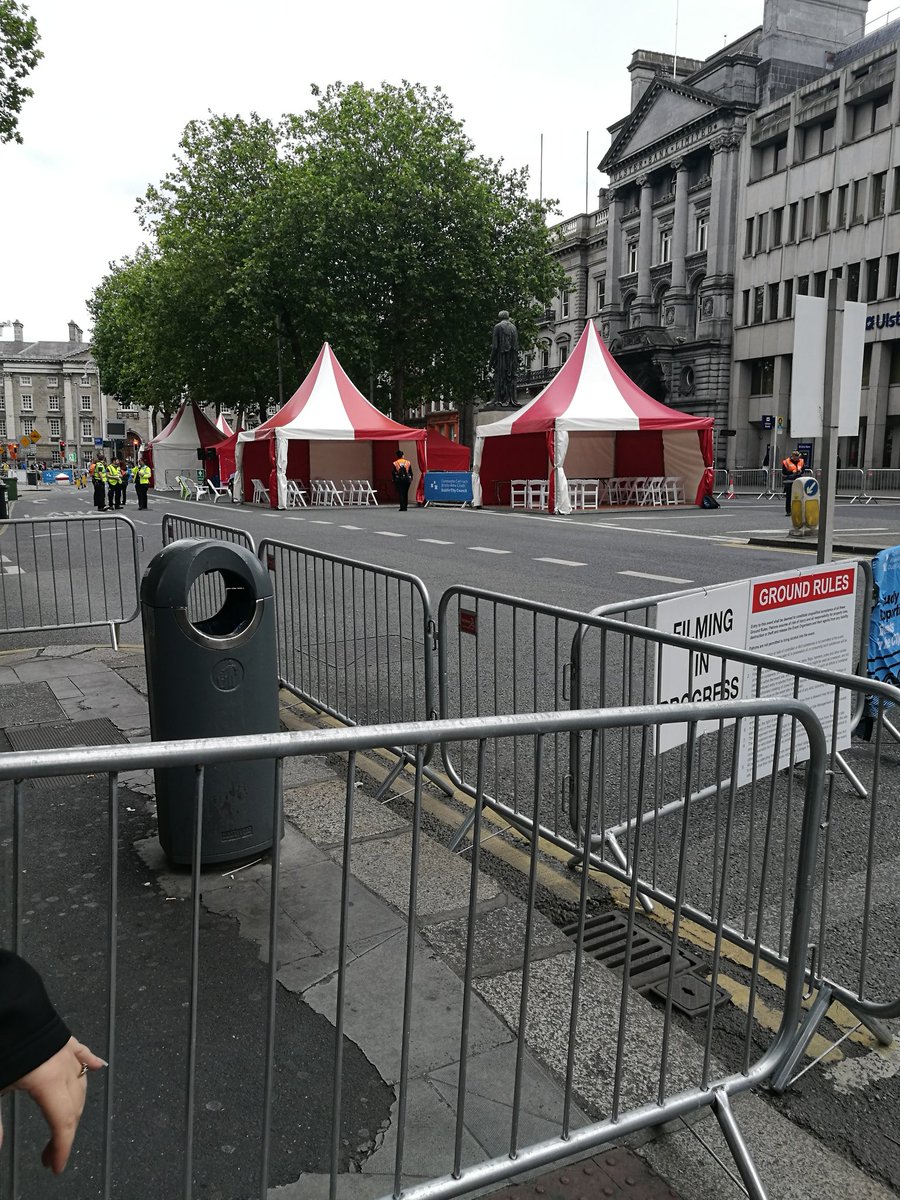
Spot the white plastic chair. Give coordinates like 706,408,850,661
579,479,600,510
663,476,684,504
527,479,548,510
251,478,269,505
510,479,528,509
644,477,665,506
358,480,379,506
207,480,230,504
175,475,191,501
286,480,308,508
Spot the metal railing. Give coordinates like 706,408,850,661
0,515,140,649
713,467,872,502
161,513,255,554
0,701,825,1200
259,538,436,740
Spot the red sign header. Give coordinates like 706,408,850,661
752,568,854,613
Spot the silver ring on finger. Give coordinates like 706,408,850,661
78,1063,89,1077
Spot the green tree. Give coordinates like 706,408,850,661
0,0,41,144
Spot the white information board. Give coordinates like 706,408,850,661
655,562,857,781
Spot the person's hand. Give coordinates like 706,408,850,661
0,1037,106,1174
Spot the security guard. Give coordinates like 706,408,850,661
133,459,152,510
106,459,122,510
781,449,805,515
391,447,412,511
92,455,108,511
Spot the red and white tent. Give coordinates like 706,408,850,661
235,343,426,509
215,413,234,437
473,321,713,513
146,400,228,489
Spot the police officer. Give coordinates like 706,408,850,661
781,449,805,515
392,447,412,511
106,459,122,510
133,458,152,510
92,455,108,512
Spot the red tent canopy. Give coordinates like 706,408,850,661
146,400,228,489
235,343,426,508
425,428,470,472
474,322,713,511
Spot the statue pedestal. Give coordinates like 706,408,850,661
475,407,516,431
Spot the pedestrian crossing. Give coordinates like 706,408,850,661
0,554,22,576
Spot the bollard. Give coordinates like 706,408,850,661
140,539,280,865
0,480,6,520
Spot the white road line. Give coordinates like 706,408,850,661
340,524,363,530
286,516,306,521
619,570,693,584
309,519,333,525
1,565,23,575
534,557,587,567
419,538,454,545
375,531,406,537
469,546,511,554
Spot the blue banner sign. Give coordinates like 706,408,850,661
424,471,472,504
868,545,900,698
42,468,74,483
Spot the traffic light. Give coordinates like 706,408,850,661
59,439,66,450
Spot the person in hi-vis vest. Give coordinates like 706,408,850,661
392,448,412,511
781,449,805,515
92,456,108,512
133,459,152,510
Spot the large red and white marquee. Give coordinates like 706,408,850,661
146,400,228,488
235,343,426,509
473,321,713,512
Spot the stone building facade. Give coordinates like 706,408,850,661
731,10,900,470
526,0,874,468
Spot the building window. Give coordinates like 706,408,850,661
627,243,638,273
753,286,765,324
755,212,768,253
51,450,62,467
817,191,831,234
744,217,754,256
659,228,672,264
81,420,93,442
788,202,798,242
80,394,92,411
46,375,57,387
742,290,751,325
801,197,814,238
79,374,91,386
851,179,866,223
20,393,32,412
0,416,6,437
49,418,61,438
891,342,900,386
866,257,881,303
768,282,780,319
814,271,827,297
852,95,891,138
800,116,835,160
887,253,899,299
750,358,775,396
837,185,849,226
48,394,59,411
18,375,30,386
872,172,887,218
696,213,709,252
783,278,794,318
560,289,570,319
847,261,861,301
862,343,872,387
540,343,550,370
893,168,900,211
21,417,34,436
797,275,810,296
771,207,783,247
595,276,606,311
558,342,568,366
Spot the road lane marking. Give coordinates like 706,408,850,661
468,546,511,554
419,538,454,545
619,570,693,584
535,557,586,567
286,516,306,521
375,531,406,537
340,525,363,530
309,519,333,524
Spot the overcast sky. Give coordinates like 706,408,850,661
0,0,889,341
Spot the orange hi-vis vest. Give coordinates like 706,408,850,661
393,457,411,478
782,456,804,474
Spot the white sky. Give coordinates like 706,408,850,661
0,0,890,341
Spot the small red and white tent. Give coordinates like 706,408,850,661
473,321,713,513
146,400,228,488
215,413,234,437
235,343,427,509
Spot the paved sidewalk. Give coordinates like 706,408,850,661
0,643,895,1200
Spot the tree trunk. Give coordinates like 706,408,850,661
279,309,304,377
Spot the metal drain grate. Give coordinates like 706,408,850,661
6,718,128,789
561,910,699,992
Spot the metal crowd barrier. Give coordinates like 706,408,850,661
0,515,140,649
258,539,436,775
0,701,825,1200
161,512,255,554
713,466,871,502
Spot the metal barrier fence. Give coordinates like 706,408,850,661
161,512,255,554
0,701,825,1200
259,539,436,755
713,467,871,501
713,468,773,497
0,515,140,649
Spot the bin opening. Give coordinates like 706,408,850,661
186,569,257,637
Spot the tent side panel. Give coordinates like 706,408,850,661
242,439,274,504
614,430,664,478
426,429,471,471
372,441,398,503
661,430,707,505
563,431,616,478
309,439,371,482
479,432,549,506
286,439,311,484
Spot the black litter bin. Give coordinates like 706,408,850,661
141,539,280,865
26,469,38,486
0,481,7,520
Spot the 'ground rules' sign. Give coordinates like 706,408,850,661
654,562,857,782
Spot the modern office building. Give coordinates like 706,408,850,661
732,12,900,470
527,0,877,468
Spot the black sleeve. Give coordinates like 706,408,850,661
0,950,71,1090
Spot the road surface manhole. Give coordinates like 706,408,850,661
6,718,128,789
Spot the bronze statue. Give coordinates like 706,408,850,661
490,311,519,407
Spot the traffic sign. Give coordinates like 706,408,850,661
777,416,784,428
94,437,104,447
761,415,774,430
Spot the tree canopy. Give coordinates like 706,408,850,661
0,0,41,144
89,82,566,428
